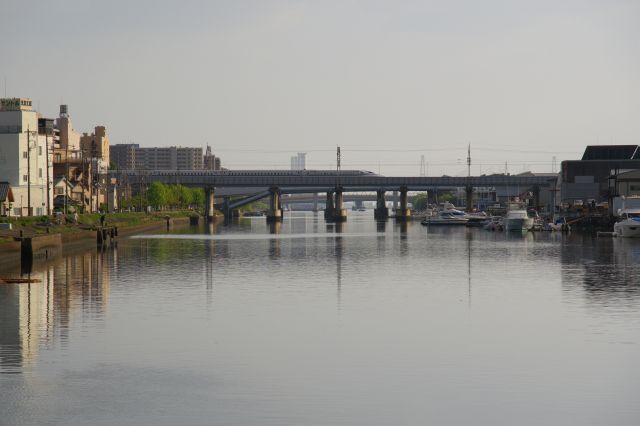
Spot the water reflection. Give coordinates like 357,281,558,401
560,233,640,303
0,251,112,374
1,215,640,425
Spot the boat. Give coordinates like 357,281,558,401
613,208,640,238
465,211,489,227
421,210,469,226
503,203,534,232
483,216,504,231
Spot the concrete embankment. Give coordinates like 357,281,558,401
0,215,196,273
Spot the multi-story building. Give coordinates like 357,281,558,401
203,145,222,171
0,98,53,216
110,143,138,170
110,144,206,170
80,126,110,172
291,152,306,170
51,105,109,213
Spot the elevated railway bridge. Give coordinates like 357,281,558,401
110,169,555,222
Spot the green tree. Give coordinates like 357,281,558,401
412,192,429,210
191,188,205,208
147,181,168,209
176,185,193,208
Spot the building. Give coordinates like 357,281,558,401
291,152,306,170
0,98,53,216
204,145,222,170
110,143,138,170
110,144,205,170
56,104,80,151
80,126,110,171
51,105,109,213
560,145,640,205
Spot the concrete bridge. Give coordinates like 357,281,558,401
110,169,555,222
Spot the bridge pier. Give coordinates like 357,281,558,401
266,188,283,222
466,186,474,212
204,187,215,222
374,189,389,220
223,196,234,220
324,191,334,220
395,187,411,221
333,189,347,222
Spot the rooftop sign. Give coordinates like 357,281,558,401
0,98,33,111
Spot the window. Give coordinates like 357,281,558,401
39,146,42,155
55,154,61,162
56,187,64,195
23,174,28,182
630,185,640,192
23,151,28,159
39,168,42,178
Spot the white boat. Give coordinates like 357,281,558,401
503,204,534,232
614,209,640,238
421,210,469,226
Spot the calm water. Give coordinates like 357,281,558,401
1,212,640,425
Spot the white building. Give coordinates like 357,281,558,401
0,98,53,216
291,152,307,170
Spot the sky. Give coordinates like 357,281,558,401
2,0,639,176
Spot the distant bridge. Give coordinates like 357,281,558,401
110,169,553,191
110,169,555,221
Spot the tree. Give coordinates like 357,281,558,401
412,192,429,210
147,181,167,209
191,188,205,208
176,185,193,207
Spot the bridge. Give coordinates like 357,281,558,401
110,169,556,222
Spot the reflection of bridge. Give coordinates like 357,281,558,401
111,170,555,222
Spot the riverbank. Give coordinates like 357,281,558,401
0,211,217,271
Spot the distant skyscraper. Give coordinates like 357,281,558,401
290,152,306,170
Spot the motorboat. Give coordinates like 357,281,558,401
503,203,534,232
483,216,504,231
614,209,640,238
465,211,489,227
421,210,469,226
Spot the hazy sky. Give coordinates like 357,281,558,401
2,0,639,175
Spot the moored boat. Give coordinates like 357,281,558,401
613,209,640,238
503,203,534,232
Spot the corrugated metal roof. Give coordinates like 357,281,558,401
581,145,640,160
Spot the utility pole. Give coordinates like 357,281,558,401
467,144,471,179
336,145,341,189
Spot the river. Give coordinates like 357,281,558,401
1,212,639,425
